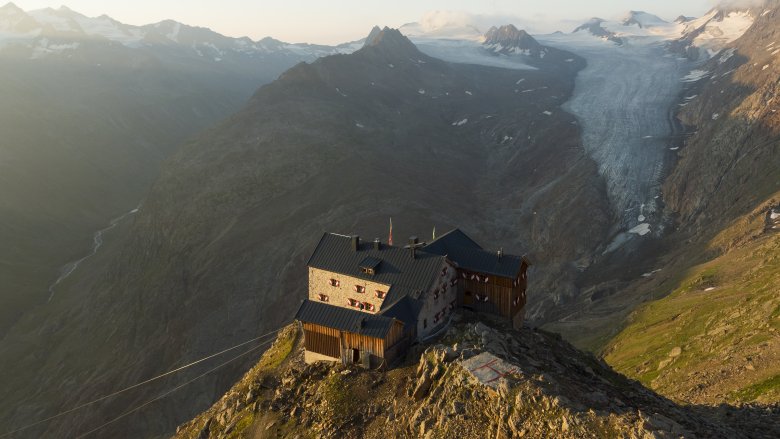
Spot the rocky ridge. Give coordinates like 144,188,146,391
482,24,543,56
572,18,624,45
173,313,777,439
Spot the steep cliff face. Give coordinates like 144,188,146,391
174,315,778,439
664,6,780,231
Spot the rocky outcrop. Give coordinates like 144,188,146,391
174,313,769,438
573,18,623,45
482,25,543,56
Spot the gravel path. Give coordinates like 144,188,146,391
538,35,691,231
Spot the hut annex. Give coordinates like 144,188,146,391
294,229,530,368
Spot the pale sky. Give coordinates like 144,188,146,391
12,1,715,44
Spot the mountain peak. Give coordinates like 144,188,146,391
621,11,668,28
0,2,23,14
483,24,542,56
361,26,420,55
364,25,382,45
675,15,693,24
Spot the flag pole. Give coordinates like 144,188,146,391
388,217,393,246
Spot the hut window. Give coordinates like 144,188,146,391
461,272,467,279
450,278,457,287
364,302,375,312
483,277,489,284
329,279,340,287
348,298,358,307
441,267,447,277
318,294,329,302
361,267,375,275
433,290,439,300
375,290,387,299
354,285,366,293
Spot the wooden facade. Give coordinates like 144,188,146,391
457,260,529,320
302,320,407,367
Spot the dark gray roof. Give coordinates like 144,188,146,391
359,257,382,271
379,295,421,330
423,229,526,279
295,299,397,339
307,233,445,292
424,229,483,253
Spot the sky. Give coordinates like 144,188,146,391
12,1,717,44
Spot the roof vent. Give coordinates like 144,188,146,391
498,248,503,261
373,238,381,250
351,235,360,252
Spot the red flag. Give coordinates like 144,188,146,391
388,217,393,246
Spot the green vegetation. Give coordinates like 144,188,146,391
224,409,255,439
730,374,780,402
319,374,359,418
604,230,780,404
258,328,298,371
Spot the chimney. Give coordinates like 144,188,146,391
409,236,418,246
409,236,418,259
373,238,381,250
351,235,360,252
497,248,503,260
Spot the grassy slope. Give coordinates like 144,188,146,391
604,196,780,404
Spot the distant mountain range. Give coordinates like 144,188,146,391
0,2,360,60
572,4,762,58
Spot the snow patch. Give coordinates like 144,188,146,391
451,118,468,126
638,215,646,222
686,11,754,55
542,111,553,116
465,90,472,95
628,223,651,236
418,89,426,94
719,48,736,64
681,69,710,82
